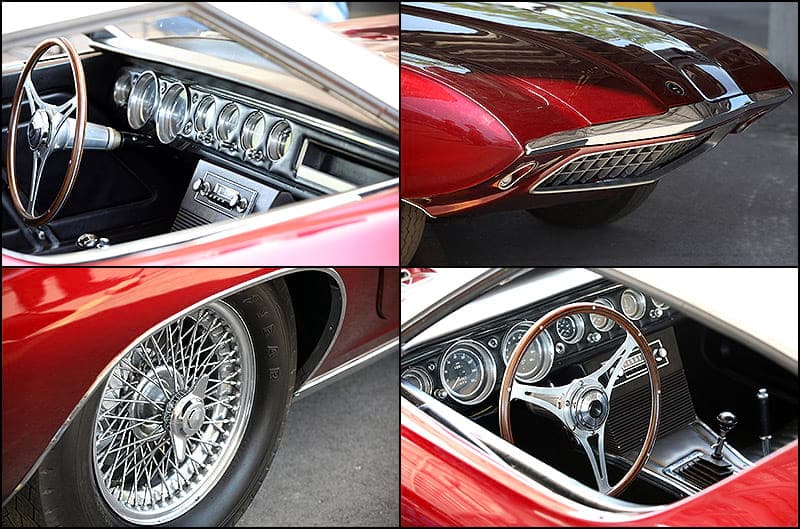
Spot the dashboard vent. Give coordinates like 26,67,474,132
607,370,696,454
538,134,710,191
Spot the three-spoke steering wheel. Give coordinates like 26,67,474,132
6,37,87,226
499,302,661,496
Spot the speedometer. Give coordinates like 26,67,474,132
155,84,188,143
621,289,647,320
589,297,615,331
440,340,496,405
501,321,554,383
127,71,158,129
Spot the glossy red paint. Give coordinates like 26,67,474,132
1,188,399,266
400,2,791,216
1,267,398,500
401,398,799,526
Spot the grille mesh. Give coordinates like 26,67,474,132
539,135,710,190
171,208,209,232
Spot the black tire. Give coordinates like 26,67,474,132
4,281,297,527
528,182,657,228
401,201,426,265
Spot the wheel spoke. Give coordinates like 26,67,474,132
28,152,46,216
509,380,568,420
23,77,44,114
576,425,611,494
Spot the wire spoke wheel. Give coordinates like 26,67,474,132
92,301,255,524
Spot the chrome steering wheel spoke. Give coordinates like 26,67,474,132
510,380,568,420
587,333,638,398
575,425,611,494
28,151,46,216
23,77,45,114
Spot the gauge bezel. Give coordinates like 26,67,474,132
589,297,615,331
556,313,585,344
401,366,434,395
112,72,132,107
216,102,240,143
193,95,216,133
621,289,647,320
501,321,555,383
155,83,189,144
439,340,496,405
126,70,158,129
266,120,292,161
240,111,267,151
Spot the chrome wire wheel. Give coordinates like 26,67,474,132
92,301,255,524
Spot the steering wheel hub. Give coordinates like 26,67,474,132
571,384,609,431
27,109,51,151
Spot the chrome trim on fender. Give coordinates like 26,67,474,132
1,178,398,265
401,198,436,219
295,338,399,399
4,267,346,503
524,88,792,157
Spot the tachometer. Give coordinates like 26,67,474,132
556,314,585,344
501,321,554,383
127,71,158,129
155,84,188,143
589,297,615,331
440,340,496,405
621,289,647,320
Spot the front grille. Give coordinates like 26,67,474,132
606,370,697,455
538,134,710,190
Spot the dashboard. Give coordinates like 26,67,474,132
401,280,682,422
111,65,397,197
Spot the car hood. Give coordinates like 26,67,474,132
401,2,752,139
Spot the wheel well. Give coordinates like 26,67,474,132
232,270,343,389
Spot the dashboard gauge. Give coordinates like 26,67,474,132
652,297,669,310
240,111,267,151
155,83,188,143
556,314,585,344
401,367,433,394
501,322,555,383
193,96,216,133
266,120,292,161
127,71,158,129
621,289,647,320
589,297,615,331
216,103,240,142
439,340,496,405
112,73,131,107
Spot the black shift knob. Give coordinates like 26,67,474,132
717,411,737,433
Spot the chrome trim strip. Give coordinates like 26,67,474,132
524,88,792,157
2,179,398,265
401,198,436,219
4,267,346,503
294,338,399,399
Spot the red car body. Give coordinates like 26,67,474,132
401,399,798,526
400,2,792,217
2,266,399,501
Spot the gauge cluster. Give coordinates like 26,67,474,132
401,281,678,415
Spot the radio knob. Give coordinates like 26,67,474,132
192,179,210,195
655,347,668,359
236,197,248,213
227,193,240,208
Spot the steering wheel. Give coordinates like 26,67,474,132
499,302,661,496
6,37,87,226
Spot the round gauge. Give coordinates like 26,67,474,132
155,84,188,143
216,103,240,142
439,340,496,405
556,314,585,344
589,297,615,331
193,96,216,133
240,111,267,151
401,367,433,394
652,297,669,310
501,322,555,383
266,120,292,161
127,71,158,129
112,73,131,107
621,289,647,320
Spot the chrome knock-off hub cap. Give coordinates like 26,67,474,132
570,384,609,431
27,109,50,151
92,301,255,524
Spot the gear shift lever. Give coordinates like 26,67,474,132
711,411,737,460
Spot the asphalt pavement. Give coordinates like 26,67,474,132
410,3,798,266
237,353,398,527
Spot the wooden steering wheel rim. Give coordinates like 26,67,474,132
6,37,87,226
498,301,661,497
